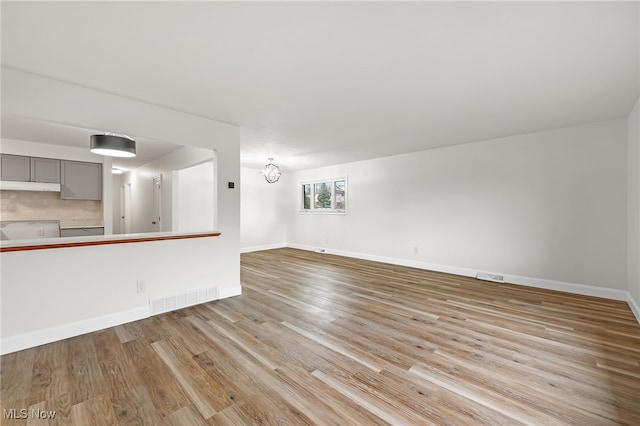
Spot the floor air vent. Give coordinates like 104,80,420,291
150,287,218,315
476,272,505,283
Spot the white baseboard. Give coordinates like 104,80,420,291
1,284,244,355
241,243,287,253
628,294,640,324
286,243,634,307
1,306,150,355
504,273,629,301
219,285,243,299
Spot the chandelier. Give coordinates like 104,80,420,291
262,158,281,184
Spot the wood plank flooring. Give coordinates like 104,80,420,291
2,247,639,425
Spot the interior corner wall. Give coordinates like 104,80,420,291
240,167,287,252
287,119,628,294
628,97,640,314
121,146,214,233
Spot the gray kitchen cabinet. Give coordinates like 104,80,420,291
61,160,102,200
1,155,61,183
0,154,30,181
60,227,104,237
30,157,61,183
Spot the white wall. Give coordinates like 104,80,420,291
2,237,233,339
628,97,640,318
287,120,628,295
1,68,241,354
175,160,215,232
240,167,288,251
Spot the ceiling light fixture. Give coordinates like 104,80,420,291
90,133,136,158
262,158,281,184
111,167,124,175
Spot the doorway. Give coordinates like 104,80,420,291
152,175,162,232
120,183,132,234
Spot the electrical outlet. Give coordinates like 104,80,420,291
413,246,419,254
137,280,146,293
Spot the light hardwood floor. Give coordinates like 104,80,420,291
1,248,639,425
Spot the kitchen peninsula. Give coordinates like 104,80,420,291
1,67,241,359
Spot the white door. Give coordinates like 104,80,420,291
152,175,162,232
121,183,132,234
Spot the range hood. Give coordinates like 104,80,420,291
0,181,61,192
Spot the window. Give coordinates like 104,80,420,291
314,182,332,209
300,177,347,213
302,184,311,210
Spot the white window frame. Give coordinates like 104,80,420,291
299,177,347,214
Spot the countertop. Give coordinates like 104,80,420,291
0,231,221,252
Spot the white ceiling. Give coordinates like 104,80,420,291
1,2,638,172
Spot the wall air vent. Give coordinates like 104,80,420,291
150,287,219,315
476,272,505,283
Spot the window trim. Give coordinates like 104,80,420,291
299,176,347,214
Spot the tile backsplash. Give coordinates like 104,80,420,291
0,190,103,227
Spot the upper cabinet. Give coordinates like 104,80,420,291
0,154,31,181
1,154,102,200
30,157,61,183
1,154,61,183
61,160,102,200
